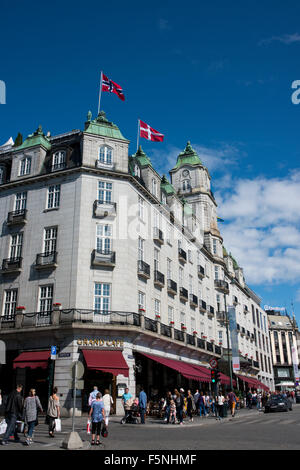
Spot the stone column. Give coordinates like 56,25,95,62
15,307,26,328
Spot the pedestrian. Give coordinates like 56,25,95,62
102,389,113,428
169,400,176,424
175,389,184,425
88,386,99,408
194,389,200,416
1,384,24,445
139,386,147,424
227,389,237,417
186,390,194,422
163,391,172,423
216,392,225,420
122,387,133,421
46,387,60,437
257,392,262,410
24,388,43,445
204,392,210,415
198,391,206,417
89,392,105,446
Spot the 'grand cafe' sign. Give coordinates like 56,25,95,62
77,338,124,348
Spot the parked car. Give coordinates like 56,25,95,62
264,395,292,413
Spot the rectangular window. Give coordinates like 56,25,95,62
138,291,145,310
155,299,160,316
154,248,160,271
214,266,219,280
94,283,110,313
47,185,60,209
10,233,23,259
191,317,196,333
98,181,112,203
189,275,193,294
39,285,53,313
44,227,57,254
180,311,185,326
20,157,31,176
218,330,223,342
167,258,172,280
138,196,144,221
179,267,184,286
213,239,217,255
188,249,192,263
152,179,157,197
138,237,144,261
15,192,27,211
3,289,18,317
96,224,112,253
168,306,174,324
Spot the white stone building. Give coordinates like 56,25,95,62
0,111,274,416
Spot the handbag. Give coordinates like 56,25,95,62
0,419,7,435
87,419,91,434
54,418,61,432
16,420,25,433
101,423,108,438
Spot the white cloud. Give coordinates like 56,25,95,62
157,18,171,31
259,33,300,46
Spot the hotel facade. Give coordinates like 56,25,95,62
0,111,274,415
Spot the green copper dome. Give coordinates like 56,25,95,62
161,174,175,195
84,111,129,141
131,145,152,168
13,125,51,151
171,141,202,171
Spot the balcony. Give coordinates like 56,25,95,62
1,257,22,274
153,228,164,245
214,279,229,294
199,300,207,313
208,306,215,318
51,162,66,172
174,329,185,342
145,317,158,333
190,294,198,308
95,160,115,170
35,252,57,270
154,270,165,288
216,310,226,322
197,265,205,279
187,334,196,346
233,296,238,306
179,287,189,302
92,249,116,267
7,210,27,226
137,260,150,280
178,248,187,264
167,279,177,295
93,200,117,218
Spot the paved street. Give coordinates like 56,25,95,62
1,404,300,451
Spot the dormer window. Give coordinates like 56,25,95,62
99,145,113,166
19,157,31,176
182,180,191,191
134,164,141,178
152,178,157,197
52,150,66,171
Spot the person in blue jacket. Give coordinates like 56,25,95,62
139,386,147,424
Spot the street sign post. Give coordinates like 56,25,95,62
209,358,218,369
50,346,57,360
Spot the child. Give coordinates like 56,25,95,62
170,400,176,424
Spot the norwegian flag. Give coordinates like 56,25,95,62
139,120,164,142
101,72,125,101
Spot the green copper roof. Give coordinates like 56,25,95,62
229,252,239,270
161,174,175,195
13,125,51,151
84,111,129,141
131,145,152,168
171,141,202,171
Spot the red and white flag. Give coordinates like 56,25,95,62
101,72,125,101
139,120,164,142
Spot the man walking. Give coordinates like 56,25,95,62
199,392,206,417
1,384,24,445
139,386,147,424
227,389,237,417
194,389,200,416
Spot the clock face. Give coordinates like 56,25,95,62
182,170,189,177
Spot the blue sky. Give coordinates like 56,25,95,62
1,0,300,321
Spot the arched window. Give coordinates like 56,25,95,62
19,157,31,176
99,145,113,165
52,150,66,170
182,179,191,191
134,164,141,178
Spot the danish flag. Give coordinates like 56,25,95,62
101,72,125,101
139,120,164,142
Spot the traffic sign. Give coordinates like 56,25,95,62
51,346,57,360
209,358,218,368
70,361,85,380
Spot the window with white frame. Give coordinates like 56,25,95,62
19,157,31,176
44,227,57,255
214,266,219,280
167,258,172,280
3,289,17,317
98,181,112,203
99,145,113,165
94,283,110,313
191,317,196,333
154,248,160,271
180,311,185,326
166,223,172,245
39,285,53,313
216,294,221,312
138,237,144,261
15,192,27,211
152,178,157,197
189,275,193,294
161,192,167,205
52,150,66,169
138,291,145,310
96,224,112,253
213,238,217,255
182,180,191,191
155,299,161,317
179,267,184,286
134,164,141,178
10,233,23,259
47,185,60,209
138,196,144,221
168,306,174,324
218,330,223,343
188,249,192,263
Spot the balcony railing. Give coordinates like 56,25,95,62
154,270,165,287
178,248,187,263
214,279,229,294
174,329,185,342
167,279,177,295
137,260,150,279
199,300,207,312
51,162,66,172
179,287,188,302
190,294,198,308
93,200,117,218
1,257,22,274
153,228,164,245
145,317,158,333
197,265,205,279
92,249,116,267
208,306,215,317
35,252,57,269
7,209,27,226
187,334,196,346
161,324,172,338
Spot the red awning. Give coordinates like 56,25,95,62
140,353,208,382
13,351,50,369
237,375,258,387
82,349,129,377
189,364,211,383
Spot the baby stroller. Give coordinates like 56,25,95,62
120,402,140,424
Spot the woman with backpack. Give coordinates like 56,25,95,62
24,389,43,445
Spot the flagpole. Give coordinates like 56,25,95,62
136,119,140,151
98,71,103,115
